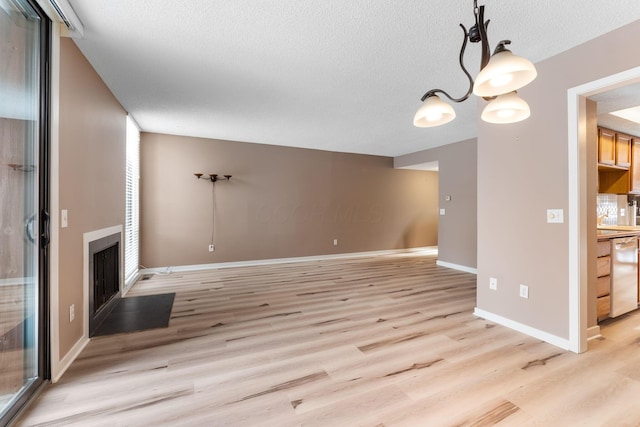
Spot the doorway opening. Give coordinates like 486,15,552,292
395,160,440,251
568,66,640,353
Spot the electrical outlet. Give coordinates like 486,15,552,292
69,304,75,322
333,239,338,246
209,244,215,252
519,284,529,299
440,208,446,215
489,277,497,290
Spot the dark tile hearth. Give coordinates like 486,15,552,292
92,293,175,337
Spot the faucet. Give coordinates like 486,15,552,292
597,213,608,226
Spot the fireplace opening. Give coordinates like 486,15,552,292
88,232,121,337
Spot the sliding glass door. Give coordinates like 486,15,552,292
0,0,49,423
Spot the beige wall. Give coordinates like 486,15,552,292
394,138,477,269
58,39,126,357
140,133,438,268
477,20,640,340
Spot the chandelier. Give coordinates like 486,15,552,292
413,1,537,127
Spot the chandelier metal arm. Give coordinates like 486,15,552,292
477,4,491,70
420,24,474,103
475,4,498,101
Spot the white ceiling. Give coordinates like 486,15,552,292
66,0,640,157
592,82,640,136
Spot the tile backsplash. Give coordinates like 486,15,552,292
597,194,619,225
597,194,637,225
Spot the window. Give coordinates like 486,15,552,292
125,115,140,286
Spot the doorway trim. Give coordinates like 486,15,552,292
568,66,640,353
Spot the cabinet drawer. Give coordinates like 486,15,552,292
597,240,611,257
596,275,610,298
597,256,611,278
597,295,611,319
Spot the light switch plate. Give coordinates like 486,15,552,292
547,209,563,223
439,208,445,216
61,209,68,228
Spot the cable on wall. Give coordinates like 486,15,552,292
194,173,232,253
210,182,216,250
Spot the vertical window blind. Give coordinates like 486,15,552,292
125,115,140,285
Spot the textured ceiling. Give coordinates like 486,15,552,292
67,0,640,157
592,82,640,136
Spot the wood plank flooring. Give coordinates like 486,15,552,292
16,252,640,426
0,283,30,399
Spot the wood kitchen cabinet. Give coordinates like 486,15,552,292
598,168,630,194
616,133,633,168
598,127,632,169
598,127,616,166
597,127,638,194
596,240,611,320
630,139,640,194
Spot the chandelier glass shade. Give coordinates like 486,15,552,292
473,49,538,97
413,95,456,128
481,91,531,124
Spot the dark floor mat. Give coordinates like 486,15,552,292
92,293,175,337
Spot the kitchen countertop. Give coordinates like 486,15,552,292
597,225,640,239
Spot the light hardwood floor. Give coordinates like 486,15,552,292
16,252,640,426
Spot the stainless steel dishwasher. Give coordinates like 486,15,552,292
611,236,639,317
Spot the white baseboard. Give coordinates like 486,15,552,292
51,335,89,383
587,325,602,341
436,260,477,274
473,307,571,350
139,246,439,275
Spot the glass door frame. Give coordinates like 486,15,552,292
36,0,51,384
1,0,51,424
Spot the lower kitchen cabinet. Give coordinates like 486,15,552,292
597,240,611,320
597,295,611,320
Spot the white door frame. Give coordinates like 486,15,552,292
568,66,640,353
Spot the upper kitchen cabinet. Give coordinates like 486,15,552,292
598,127,631,168
598,127,616,166
598,127,635,194
616,132,632,168
631,139,640,194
